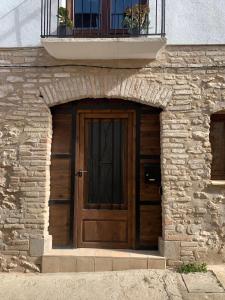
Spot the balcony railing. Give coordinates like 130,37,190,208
41,0,166,38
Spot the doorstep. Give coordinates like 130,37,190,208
42,248,166,273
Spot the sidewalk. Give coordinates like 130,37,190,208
0,266,225,300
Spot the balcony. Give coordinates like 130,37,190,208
41,0,166,60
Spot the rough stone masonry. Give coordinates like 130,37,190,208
0,45,225,272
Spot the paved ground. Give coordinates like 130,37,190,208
0,267,225,300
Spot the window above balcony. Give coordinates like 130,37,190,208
73,0,151,36
41,0,166,60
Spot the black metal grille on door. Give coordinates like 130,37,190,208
84,118,128,208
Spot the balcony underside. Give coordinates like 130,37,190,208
41,37,166,60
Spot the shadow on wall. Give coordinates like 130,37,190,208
0,0,42,47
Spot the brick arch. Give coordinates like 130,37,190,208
38,73,172,255
39,74,172,108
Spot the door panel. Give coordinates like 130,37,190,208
83,220,127,242
75,110,135,248
140,205,162,246
49,204,71,246
50,158,72,200
140,160,161,202
51,113,72,154
140,114,160,156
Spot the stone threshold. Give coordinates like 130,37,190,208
42,248,166,273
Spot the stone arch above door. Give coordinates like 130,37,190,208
36,72,172,256
39,74,172,109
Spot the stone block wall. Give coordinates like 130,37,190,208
0,45,225,271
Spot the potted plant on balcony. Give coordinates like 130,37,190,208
57,6,73,37
123,4,150,35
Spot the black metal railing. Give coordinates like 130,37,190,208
41,0,165,38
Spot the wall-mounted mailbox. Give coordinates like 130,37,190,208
144,163,161,184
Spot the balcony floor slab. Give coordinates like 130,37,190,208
41,37,166,60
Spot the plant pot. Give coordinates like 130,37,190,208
128,27,147,36
58,24,67,37
140,27,148,35
128,27,140,35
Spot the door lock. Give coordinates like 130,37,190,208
76,170,88,177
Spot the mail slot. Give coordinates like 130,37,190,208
144,163,161,184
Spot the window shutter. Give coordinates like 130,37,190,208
210,114,225,180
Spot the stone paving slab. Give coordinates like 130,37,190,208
0,270,183,300
209,265,225,290
0,268,225,300
182,293,225,300
182,271,225,293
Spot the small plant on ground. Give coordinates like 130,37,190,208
177,262,207,274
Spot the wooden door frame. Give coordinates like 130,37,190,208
71,100,140,249
71,99,162,250
50,99,162,250
74,109,136,249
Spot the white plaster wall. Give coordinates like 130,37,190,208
0,0,42,47
166,0,225,45
0,0,224,47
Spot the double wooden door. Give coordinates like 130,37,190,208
49,100,162,250
75,110,135,248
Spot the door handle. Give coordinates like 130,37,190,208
76,170,88,177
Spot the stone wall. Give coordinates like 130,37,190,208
0,45,225,271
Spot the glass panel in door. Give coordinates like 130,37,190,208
75,0,101,28
84,118,128,209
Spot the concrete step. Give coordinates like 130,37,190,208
42,248,166,273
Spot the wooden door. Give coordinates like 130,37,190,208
75,110,136,248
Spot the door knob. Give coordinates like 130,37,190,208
76,170,88,177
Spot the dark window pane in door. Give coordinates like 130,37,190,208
75,0,100,28
111,0,141,29
85,118,127,207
